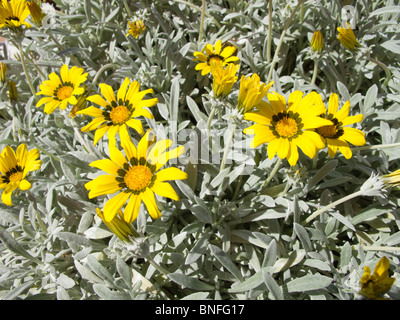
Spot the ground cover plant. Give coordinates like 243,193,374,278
0,0,399,300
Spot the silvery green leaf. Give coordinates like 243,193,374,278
190,204,213,224
93,284,131,300
185,234,210,265
117,256,132,289
86,254,115,285
340,242,352,270
0,226,40,264
181,292,210,300
209,244,244,281
262,270,284,300
56,273,75,289
286,274,332,293
370,6,400,16
3,280,35,300
168,273,214,291
262,239,277,268
74,260,104,284
84,226,113,240
293,223,312,252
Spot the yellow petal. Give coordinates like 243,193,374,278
155,167,188,182
103,191,131,222
151,181,179,201
141,188,161,219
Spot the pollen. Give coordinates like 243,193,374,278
275,117,298,138
9,171,23,184
317,124,338,139
124,165,153,192
208,55,223,65
56,85,74,101
109,105,130,125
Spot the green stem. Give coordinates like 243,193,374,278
206,104,217,137
89,63,119,89
18,43,36,95
267,0,272,64
353,142,400,152
366,55,391,85
303,190,362,225
220,123,237,171
267,0,305,83
264,157,282,186
311,59,319,86
48,33,82,67
171,0,221,29
199,0,206,42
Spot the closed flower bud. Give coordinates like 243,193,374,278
27,1,46,27
311,30,324,53
0,62,7,84
7,80,18,103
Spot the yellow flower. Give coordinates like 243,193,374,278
193,40,239,76
359,256,395,300
382,169,400,187
237,73,274,113
77,77,157,146
243,91,332,166
26,0,45,27
0,0,31,30
0,62,7,84
310,30,324,53
96,208,138,242
7,80,17,103
0,144,41,206
337,23,361,52
126,19,145,39
85,128,187,223
36,64,88,114
210,61,239,98
315,93,365,159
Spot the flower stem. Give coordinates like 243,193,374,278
303,190,362,225
264,157,282,186
366,55,391,85
220,123,237,171
267,0,305,83
267,0,272,64
199,0,206,42
352,142,400,152
311,59,319,86
146,255,170,276
18,43,36,96
206,104,217,137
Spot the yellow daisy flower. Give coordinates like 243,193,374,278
76,77,158,146
0,144,41,206
238,73,274,113
85,128,187,223
193,39,239,76
243,91,333,166
315,93,365,159
310,30,324,53
337,22,362,52
126,19,145,39
36,64,88,114
96,208,138,242
0,0,31,30
359,256,395,300
210,61,239,98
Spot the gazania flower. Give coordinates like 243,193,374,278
193,39,239,76
238,73,274,113
337,23,362,52
0,0,31,30
382,169,400,188
85,128,187,223
126,19,145,39
96,208,138,242
310,30,324,53
359,256,395,300
210,61,239,98
0,144,41,206
36,64,88,114
315,93,365,159
243,91,332,166
76,77,158,146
